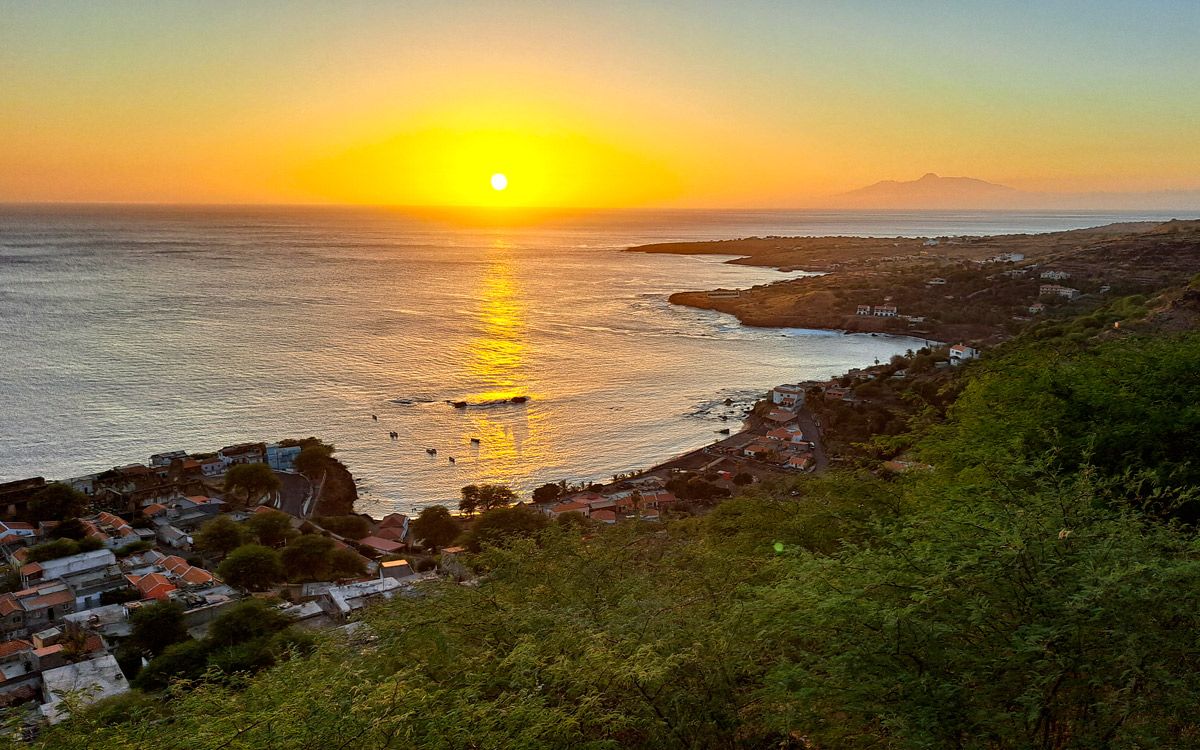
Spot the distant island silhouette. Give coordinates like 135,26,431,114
824,173,1200,211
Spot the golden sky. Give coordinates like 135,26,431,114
2,1,1198,207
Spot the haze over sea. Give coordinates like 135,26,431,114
0,207,1177,515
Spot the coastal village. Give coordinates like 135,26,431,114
0,329,989,729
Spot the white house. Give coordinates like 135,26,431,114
855,304,872,315
266,443,302,472
1028,302,1046,314
1040,270,1070,281
873,305,898,317
926,278,947,286
39,655,129,724
992,252,1025,263
770,384,807,407
1039,284,1080,300
948,344,980,365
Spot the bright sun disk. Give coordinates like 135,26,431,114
490,173,508,191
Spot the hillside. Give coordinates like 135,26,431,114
33,297,1200,749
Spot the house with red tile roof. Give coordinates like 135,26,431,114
358,536,403,556
124,573,176,601
590,510,617,524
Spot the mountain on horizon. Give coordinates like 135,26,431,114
834,172,1021,209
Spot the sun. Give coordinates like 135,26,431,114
490,173,508,191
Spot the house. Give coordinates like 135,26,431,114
765,408,795,423
149,450,188,467
1028,302,1046,314
1039,284,1080,300
322,578,405,618
992,252,1025,262
218,442,267,467
855,304,872,315
770,384,807,407
872,305,898,317
948,344,980,365
379,560,415,581
266,443,302,472
824,385,851,401
39,654,129,724
21,549,117,589
0,581,76,639
0,522,37,541
63,604,133,641
925,278,947,286
1040,270,1070,281
743,443,774,459
358,536,403,557
591,510,618,524
155,524,191,550
547,500,590,518
199,458,224,478
785,454,812,471
124,572,177,601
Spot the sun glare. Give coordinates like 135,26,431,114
490,173,508,191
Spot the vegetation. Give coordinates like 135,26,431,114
35,315,1200,748
128,600,189,658
27,483,89,522
130,599,310,693
24,535,103,562
409,505,461,549
312,514,370,539
458,483,518,515
216,544,284,591
244,509,297,548
193,515,246,560
222,463,281,508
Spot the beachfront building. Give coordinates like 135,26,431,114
770,384,807,408
855,304,872,315
218,442,267,467
872,305,898,317
266,443,302,472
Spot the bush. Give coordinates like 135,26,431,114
313,515,370,539
217,545,284,591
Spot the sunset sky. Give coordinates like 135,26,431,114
2,0,1198,208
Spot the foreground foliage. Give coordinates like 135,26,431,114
36,330,1200,749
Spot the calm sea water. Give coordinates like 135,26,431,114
0,206,1182,515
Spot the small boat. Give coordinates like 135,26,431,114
451,401,468,409
717,428,731,434
371,414,378,421
389,431,398,439
426,448,437,455
510,395,528,404
448,457,456,464
470,437,481,444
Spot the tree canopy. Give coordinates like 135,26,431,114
28,483,88,522
216,544,284,591
245,510,297,548
223,463,281,508
410,505,461,549
458,484,518,515
193,515,246,560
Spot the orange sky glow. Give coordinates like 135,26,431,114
2,1,1198,208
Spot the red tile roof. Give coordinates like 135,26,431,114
359,536,402,554
0,596,19,617
0,640,32,658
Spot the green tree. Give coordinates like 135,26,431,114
461,505,548,553
28,483,88,522
131,639,211,692
216,545,284,591
193,515,245,560
313,514,370,539
410,505,461,550
280,534,335,582
207,599,293,648
531,483,563,504
245,509,296,548
223,463,281,508
294,442,335,478
327,547,368,579
50,517,89,540
128,600,188,657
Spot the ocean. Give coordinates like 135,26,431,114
0,206,1181,515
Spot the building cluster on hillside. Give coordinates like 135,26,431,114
0,442,444,727
539,480,680,524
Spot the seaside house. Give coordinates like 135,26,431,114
743,443,774,459
218,442,267,467
149,451,188,467
770,384,807,407
266,443,302,472
765,408,796,424
199,457,224,478
872,305,898,317
855,304,872,315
